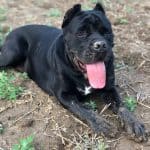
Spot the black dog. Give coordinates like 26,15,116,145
0,3,148,141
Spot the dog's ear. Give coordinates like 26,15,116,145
62,4,81,28
94,3,105,14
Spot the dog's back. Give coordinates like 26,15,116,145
0,25,61,67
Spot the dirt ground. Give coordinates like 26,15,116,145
0,0,150,149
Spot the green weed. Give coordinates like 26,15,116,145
90,0,106,5
0,122,4,134
74,134,108,150
90,0,97,4
115,18,129,25
116,0,124,4
47,23,52,27
97,140,107,150
124,96,137,112
82,5,92,10
0,71,23,100
47,8,61,17
85,100,97,111
18,72,29,80
90,0,99,4
12,135,35,150
125,6,134,13
115,61,126,70
0,7,7,21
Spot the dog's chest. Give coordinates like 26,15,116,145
77,85,93,95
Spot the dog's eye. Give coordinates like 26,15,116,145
99,26,108,34
76,31,87,38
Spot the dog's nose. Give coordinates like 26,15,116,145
92,41,107,51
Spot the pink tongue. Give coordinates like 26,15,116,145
86,62,106,89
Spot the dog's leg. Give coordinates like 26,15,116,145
101,87,148,142
56,92,118,137
101,56,148,142
0,36,27,68
0,46,17,67
0,45,10,66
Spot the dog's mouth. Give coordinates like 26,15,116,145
75,58,106,89
76,59,86,72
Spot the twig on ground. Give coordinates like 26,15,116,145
44,118,75,145
142,53,150,62
51,119,66,145
75,131,86,141
126,84,137,93
43,132,75,145
100,103,111,115
71,115,88,128
9,106,38,127
137,60,146,70
0,103,13,114
138,101,150,109
107,136,123,143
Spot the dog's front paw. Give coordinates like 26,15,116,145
119,107,148,142
90,116,118,138
126,120,148,142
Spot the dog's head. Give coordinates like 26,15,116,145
62,3,114,89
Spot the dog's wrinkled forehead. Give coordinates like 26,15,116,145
62,3,112,33
70,11,111,33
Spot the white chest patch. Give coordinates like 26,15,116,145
77,86,92,95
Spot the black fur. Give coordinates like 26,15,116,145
0,3,148,142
